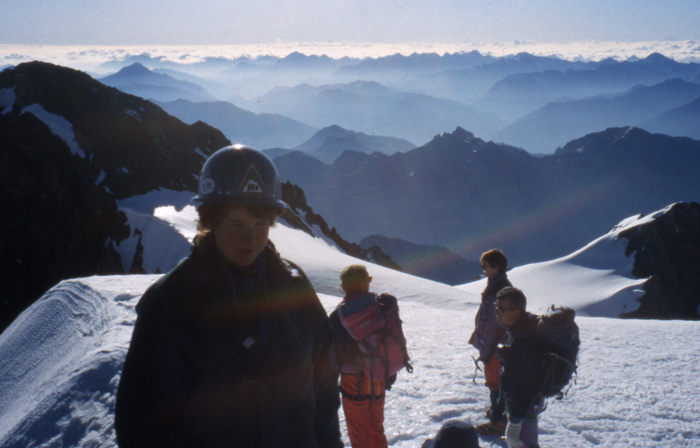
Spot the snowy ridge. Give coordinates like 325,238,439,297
457,210,658,316
0,277,153,444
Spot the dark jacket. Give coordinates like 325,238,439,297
497,312,543,422
469,274,511,360
114,236,343,448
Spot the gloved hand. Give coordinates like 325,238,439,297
505,419,524,448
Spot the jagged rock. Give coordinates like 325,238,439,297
620,202,700,319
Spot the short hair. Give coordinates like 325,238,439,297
496,287,527,312
340,264,370,288
193,202,282,247
480,249,508,274
430,420,480,448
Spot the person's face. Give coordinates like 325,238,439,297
213,206,271,269
481,261,499,279
495,298,521,326
341,277,372,295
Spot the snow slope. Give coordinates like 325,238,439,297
457,210,658,317
1,205,698,447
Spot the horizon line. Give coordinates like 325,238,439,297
2,40,700,70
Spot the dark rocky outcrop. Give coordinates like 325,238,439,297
620,202,700,320
0,61,230,333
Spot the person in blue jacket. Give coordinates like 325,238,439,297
114,145,343,448
495,287,545,448
469,249,511,435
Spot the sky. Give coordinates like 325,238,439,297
0,197,698,447
3,0,700,46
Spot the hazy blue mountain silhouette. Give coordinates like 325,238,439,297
151,68,245,104
290,125,416,164
155,99,318,150
641,96,700,140
496,79,700,153
99,63,218,102
403,52,601,105
245,81,501,145
332,51,496,85
478,53,700,123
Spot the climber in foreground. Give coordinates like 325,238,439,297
115,145,343,448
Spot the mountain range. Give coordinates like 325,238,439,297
3,56,700,332
273,126,700,268
496,78,700,153
243,81,500,145
94,52,700,152
155,98,318,149
399,52,602,104
477,53,700,123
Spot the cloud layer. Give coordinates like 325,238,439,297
2,40,700,73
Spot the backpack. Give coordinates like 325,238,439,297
337,293,410,384
536,306,580,399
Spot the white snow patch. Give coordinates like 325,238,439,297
153,205,199,244
194,148,208,159
124,109,141,121
116,189,195,214
20,104,86,158
0,87,15,115
94,170,106,186
115,207,193,273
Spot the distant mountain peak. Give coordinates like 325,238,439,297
452,126,475,140
116,62,152,76
427,127,479,147
641,53,675,64
555,126,678,155
318,124,351,136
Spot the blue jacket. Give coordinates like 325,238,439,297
115,236,342,448
498,312,543,421
468,274,511,360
